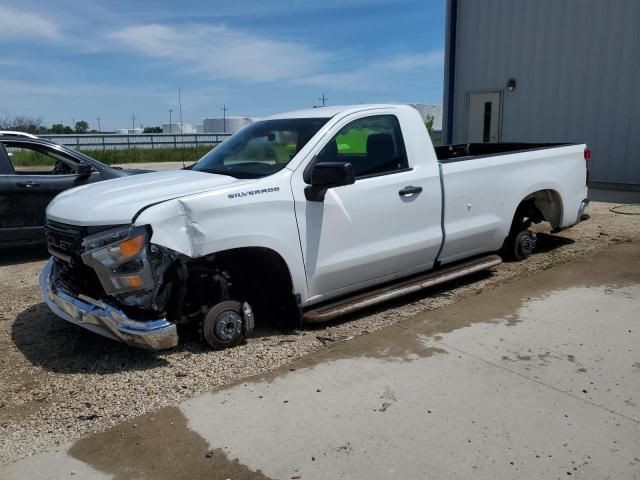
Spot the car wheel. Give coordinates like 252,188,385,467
507,229,537,261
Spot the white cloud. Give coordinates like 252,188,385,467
0,79,222,102
299,49,444,90
296,71,379,90
109,24,331,83
0,6,61,40
374,49,444,71
108,22,443,91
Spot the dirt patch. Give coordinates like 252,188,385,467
1,201,639,465
69,406,271,480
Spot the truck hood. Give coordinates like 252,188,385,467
47,169,243,226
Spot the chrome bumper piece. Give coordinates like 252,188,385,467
39,258,178,350
577,198,590,222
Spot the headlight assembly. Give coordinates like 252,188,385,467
81,225,155,295
100,233,146,262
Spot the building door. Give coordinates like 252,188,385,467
466,91,501,143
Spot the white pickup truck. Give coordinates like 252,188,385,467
40,104,589,350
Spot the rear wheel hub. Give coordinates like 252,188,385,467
516,231,536,258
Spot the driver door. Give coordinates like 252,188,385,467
2,141,100,238
292,112,443,301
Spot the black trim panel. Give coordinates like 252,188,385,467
436,142,576,164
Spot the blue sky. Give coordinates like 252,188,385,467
0,0,445,130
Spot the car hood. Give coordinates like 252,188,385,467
46,169,245,226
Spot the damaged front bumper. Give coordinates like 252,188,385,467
40,258,178,350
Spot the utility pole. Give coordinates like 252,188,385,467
178,89,185,167
178,89,184,134
221,104,229,133
169,109,173,133
318,93,328,106
96,117,101,132
130,113,136,132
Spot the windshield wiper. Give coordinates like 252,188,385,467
197,167,237,177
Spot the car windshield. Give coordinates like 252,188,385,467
192,118,329,178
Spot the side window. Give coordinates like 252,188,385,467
0,143,14,174
4,143,80,175
317,115,408,178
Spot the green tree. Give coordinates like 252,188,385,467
425,114,434,135
74,120,90,133
50,123,66,134
143,126,162,133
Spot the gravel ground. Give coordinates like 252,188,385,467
1,201,639,466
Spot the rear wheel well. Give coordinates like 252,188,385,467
178,247,300,330
511,189,563,233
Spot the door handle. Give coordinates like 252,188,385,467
398,185,422,197
16,181,41,188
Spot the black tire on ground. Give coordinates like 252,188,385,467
201,300,246,350
503,229,537,262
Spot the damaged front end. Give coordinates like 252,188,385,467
80,225,176,310
41,222,180,350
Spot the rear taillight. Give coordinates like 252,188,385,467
584,148,591,185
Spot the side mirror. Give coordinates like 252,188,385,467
76,161,93,177
305,161,355,201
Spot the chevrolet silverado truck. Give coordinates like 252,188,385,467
40,104,590,350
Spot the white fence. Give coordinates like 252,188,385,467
39,133,232,151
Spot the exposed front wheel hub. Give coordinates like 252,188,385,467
201,300,253,350
214,310,243,342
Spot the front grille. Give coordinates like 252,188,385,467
45,220,85,260
45,219,124,298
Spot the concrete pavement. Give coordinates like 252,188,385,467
3,241,639,479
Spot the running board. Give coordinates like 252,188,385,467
303,255,502,323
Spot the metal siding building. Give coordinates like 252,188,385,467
443,0,640,188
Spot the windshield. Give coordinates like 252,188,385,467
192,118,329,178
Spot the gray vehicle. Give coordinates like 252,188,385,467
0,133,149,246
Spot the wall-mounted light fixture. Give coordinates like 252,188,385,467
507,78,517,92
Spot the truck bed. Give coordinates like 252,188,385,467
435,141,587,265
435,142,573,163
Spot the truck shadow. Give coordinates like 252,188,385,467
11,303,171,374
0,243,49,267
532,232,575,253
11,304,292,374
